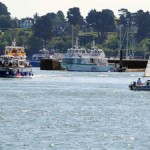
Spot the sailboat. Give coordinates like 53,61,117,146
144,58,150,77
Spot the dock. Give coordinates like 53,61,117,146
40,59,62,70
108,59,147,69
40,58,148,72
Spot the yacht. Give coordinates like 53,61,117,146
30,48,51,67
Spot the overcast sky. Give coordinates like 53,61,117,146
1,0,150,19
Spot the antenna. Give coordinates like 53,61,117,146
12,39,16,47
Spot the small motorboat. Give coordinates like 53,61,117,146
129,80,150,91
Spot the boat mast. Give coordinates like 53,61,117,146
12,39,16,47
126,19,129,59
72,25,74,48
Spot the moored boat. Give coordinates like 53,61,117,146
30,48,51,67
30,48,63,67
60,40,115,72
0,40,33,78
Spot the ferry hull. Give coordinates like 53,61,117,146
0,70,16,77
0,67,33,78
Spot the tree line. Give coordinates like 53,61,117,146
0,2,150,58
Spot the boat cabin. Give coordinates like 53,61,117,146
5,41,26,58
0,55,29,67
31,48,50,61
66,47,87,57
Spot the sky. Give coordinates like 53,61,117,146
0,0,150,19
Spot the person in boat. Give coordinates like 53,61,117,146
145,80,150,86
137,78,142,85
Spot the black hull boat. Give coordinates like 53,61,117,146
0,66,33,78
129,80,150,91
0,67,16,78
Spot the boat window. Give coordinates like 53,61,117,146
82,50,85,53
36,57,39,60
19,61,24,66
63,58,73,63
68,49,72,53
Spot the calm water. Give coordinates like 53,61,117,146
0,68,150,150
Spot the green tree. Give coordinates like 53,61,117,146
0,2,11,30
0,15,11,29
26,35,42,57
86,9,97,25
67,7,81,25
32,13,54,48
86,9,115,43
0,2,10,16
67,7,82,47
136,10,150,41
57,11,65,22
101,9,115,39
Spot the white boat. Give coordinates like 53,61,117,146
144,59,150,77
129,80,150,91
0,40,33,78
30,48,63,67
60,40,115,72
30,48,51,67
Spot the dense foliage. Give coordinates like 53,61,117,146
0,2,150,58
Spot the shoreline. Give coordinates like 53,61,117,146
126,68,145,72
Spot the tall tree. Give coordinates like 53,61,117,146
0,15,11,29
0,2,10,16
0,2,11,30
67,7,81,25
101,9,115,39
67,7,82,47
136,10,150,41
32,13,54,48
86,9,115,43
57,11,65,22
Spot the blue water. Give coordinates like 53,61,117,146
0,68,150,150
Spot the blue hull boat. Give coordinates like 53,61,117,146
30,60,40,67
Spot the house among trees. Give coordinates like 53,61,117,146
18,17,34,29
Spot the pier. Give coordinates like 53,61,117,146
40,59,62,70
108,59,147,69
40,58,148,71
